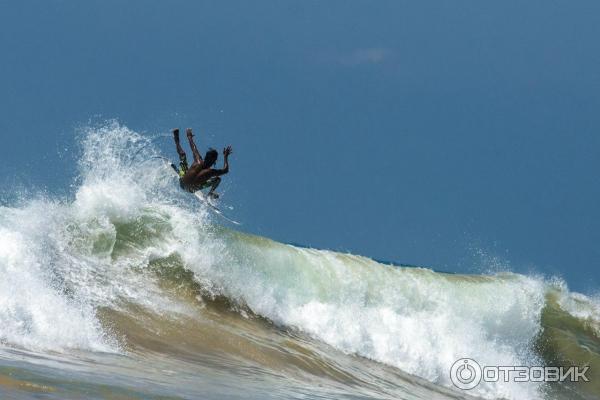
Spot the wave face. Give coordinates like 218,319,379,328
0,122,599,400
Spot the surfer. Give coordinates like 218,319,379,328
172,128,232,198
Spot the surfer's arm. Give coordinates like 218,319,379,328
213,146,232,176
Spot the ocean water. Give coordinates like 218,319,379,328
0,123,598,400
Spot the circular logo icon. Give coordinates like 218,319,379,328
450,358,482,390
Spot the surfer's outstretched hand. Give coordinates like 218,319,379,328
223,146,233,156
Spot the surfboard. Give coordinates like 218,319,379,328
154,156,241,225
193,190,241,225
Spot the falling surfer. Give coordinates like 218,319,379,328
172,128,233,199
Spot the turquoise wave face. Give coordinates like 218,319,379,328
0,122,598,400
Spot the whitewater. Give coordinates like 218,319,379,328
0,122,598,400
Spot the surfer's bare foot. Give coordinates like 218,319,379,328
186,128,193,137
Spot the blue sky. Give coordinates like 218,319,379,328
1,1,599,292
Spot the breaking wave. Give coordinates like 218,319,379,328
0,122,598,400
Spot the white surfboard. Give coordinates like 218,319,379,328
193,190,241,225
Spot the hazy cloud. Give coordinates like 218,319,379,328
340,47,391,66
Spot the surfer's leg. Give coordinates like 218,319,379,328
173,129,187,160
186,128,202,166
173,129,189,174
207,177,221,198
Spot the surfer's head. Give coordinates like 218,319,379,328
204,148,218,168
